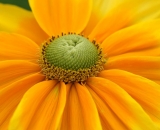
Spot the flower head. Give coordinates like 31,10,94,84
0,0,160,130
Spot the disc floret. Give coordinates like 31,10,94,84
39,33,106,84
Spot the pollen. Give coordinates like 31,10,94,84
39,33,106,84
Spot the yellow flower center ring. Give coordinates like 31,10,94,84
39,33,106,83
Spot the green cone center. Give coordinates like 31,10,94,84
45,34,99,70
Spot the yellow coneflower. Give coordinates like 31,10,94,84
0,0,160,130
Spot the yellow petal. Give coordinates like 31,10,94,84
99,69,160,128
0,60,41,89
0,32,39,62
89,1,160,42
75,83,102,130
0,73,45,129
87,77,158,129
0,4,48,44
100,19,160,57
9,80,59,130
83,0,114,35
105,56,160,80
29,0,92,35
84,0,126,35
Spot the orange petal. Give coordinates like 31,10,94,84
26,82,66,130
0,73,45,129
0,32,39,62
0,4,48,44
29,0,92,35
60,83,102,130
89,1,160,42
105,56,160,80
60,84,85,130
0,109,14,130
99,69,160,128
57,83,72,130
0,60,41,89
154,80,160,85
100,19,160,57
87,86,128,130
8,80,60,130
87,77,157,129
75,83,102,130
111,46,160,58
49,82,67,130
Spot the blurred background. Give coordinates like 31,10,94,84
0,0,30,10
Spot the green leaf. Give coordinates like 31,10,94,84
0,0,31,10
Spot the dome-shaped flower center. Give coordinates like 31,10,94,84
39,33,106,84
45,34,98,70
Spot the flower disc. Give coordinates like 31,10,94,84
39,33,106,83
45,34,99,70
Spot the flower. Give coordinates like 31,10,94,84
0,0,160,129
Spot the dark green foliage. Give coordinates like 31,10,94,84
0,0,31,10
